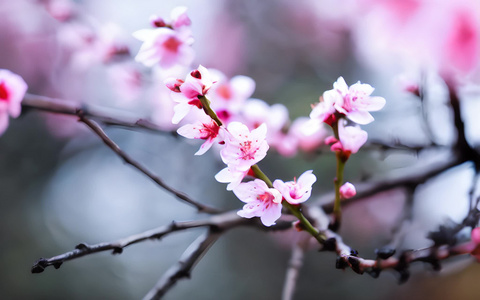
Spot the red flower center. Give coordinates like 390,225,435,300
0,82,9,102
163,36,181,53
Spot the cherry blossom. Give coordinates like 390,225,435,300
233,179,283,226
310,94,337,126
326,120,368,158
150,6,191,30
209,71,256,123
214,166,249,191
177,115,223,155
326,77,386,125
0,70,28,135
165,65,217,124
220,122,269,171
339,182,356,199
289,117,327,152
273,170,316,205
133,27,194,69
240,99,289,149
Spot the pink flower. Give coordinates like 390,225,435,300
233,179,283,226
209,71,256,123
443,7,479,75
177,115,223,155
310,94,337,126
340,182,356,199
0,70,28,135
273,170,316,205
289,117,328,152
150,6,192,30
215,166,249,191
221,122,269,171
133,27,194,69
165,65,216,124
327,77,386,125
326,120,368,158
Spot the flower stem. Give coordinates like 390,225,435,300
331,118,345,230
251,164,326,243
332,153,345,230
199,96,223,126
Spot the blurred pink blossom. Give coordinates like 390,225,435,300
0,70,27,135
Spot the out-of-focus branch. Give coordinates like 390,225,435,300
446,82,480,169
77,112,220,214
365,140,441,154
31,211,247,273
282,236,309,300
143,229,221,300
22,94,175,134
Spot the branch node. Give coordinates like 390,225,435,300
31,258,48,274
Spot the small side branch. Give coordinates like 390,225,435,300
77,112,220,214
31,211,245,274
22,94,173,134
143,229,221,300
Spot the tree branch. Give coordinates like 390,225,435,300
31,211,247,274
281,236,308,300
143,229,221,300
22,94,175,134
77,112,220,214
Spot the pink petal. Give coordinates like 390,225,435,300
345,110,374,125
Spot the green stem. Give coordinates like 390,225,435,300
199,96,222,126
333,153,345,226
251,164,273,187
251,164,326,243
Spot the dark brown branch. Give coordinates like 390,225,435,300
22,94,175,134
446,82,480,169
143,229,221,300
31,211,246,274
322,228,476,280
77,112,220,214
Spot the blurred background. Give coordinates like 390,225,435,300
1,0,480,299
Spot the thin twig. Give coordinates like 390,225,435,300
77,112,220,214
143,229,221,300
22,94,175,134
31,211,246,273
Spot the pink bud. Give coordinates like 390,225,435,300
165,78,184,92
340,182,356,199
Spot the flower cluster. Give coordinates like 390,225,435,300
164,64,317,226
312,76,385,160
310,77,385,202
141,9,386,228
